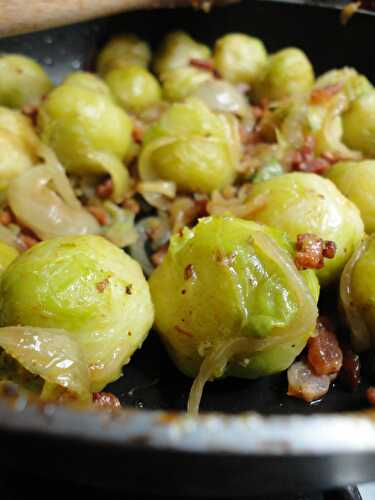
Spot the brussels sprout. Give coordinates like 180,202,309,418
162,66,212,102
246,172,364,285
254,48,314,102
63,71,112,96
38,83,132,203
105,65,162,113
314,67,373,104
139,98,240,193
0,326,90,400
96,34,151,76
0,235,154,391
0,54,53,109
153,31,211,77
213,33,268,85
340,235,375,352
342,91,375,157
0,242,18,274
150,216,319,408
0,107,40,190
326,161,375,234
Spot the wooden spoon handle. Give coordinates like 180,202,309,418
0,0,234,38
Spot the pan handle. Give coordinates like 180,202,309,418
0,0,237,38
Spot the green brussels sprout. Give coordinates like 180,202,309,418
314,67,373,104
254,48,314,102
246,172,364,285
326,160,375,234
0,241,18,274
162,66,212,102
340,235,375,352
213,33,268,85
0,107,40,190
0,54,53,109
0,235,154,391
105,65,162,113
153,31,211,77
342,91,375,157
139,98,240,194
38,83,133,203
96,34,151,76
150,216,319,412
0,326,90,400
63,71,112,96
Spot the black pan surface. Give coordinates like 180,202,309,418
1,1,375,497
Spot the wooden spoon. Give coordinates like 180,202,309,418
0,0,237,38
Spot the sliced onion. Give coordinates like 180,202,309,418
318,93,362,159
187,231,318,414
287,359,330,402
101,201,138,248
187,336,277,415
0,326,90,400
7,162,100,240
193,80,250,117
340,238,371,352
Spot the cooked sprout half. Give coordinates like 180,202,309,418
63,71,112,97
326,160,375,234
139,97,240,194
0,54,53,109
38,82,132,203
340,236,375,352
254,47,314,102
150,216,319,413
213,33,268,85
342,90,375,157
97,34,151,76
0,235,154,391
246,172,364,285
105,65,162,113
154,31,211,77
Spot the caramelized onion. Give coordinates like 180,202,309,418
7,161,100,240
340,238,371,352
0,326,90,400
193,80,250,117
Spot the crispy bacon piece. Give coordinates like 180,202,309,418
87,206,109,226
341,349,361,391
190,58,216,73
132,121,145,144
21,104,38,126
310,83,343,104
308,319,343,376
96,178,113,199
287,359,331,402
151,243,169,267
93,392,121,410
294,233,336,270
0,208,14,226
291,135,333,174
367,386,375,406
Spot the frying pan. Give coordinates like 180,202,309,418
0,1,375,497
